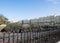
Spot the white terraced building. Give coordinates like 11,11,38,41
0,24,7,31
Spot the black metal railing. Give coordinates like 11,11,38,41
0,29,60,43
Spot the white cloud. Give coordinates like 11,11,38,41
9,20,19,23
46,0,60,4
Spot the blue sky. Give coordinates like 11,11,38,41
0,0,60,21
